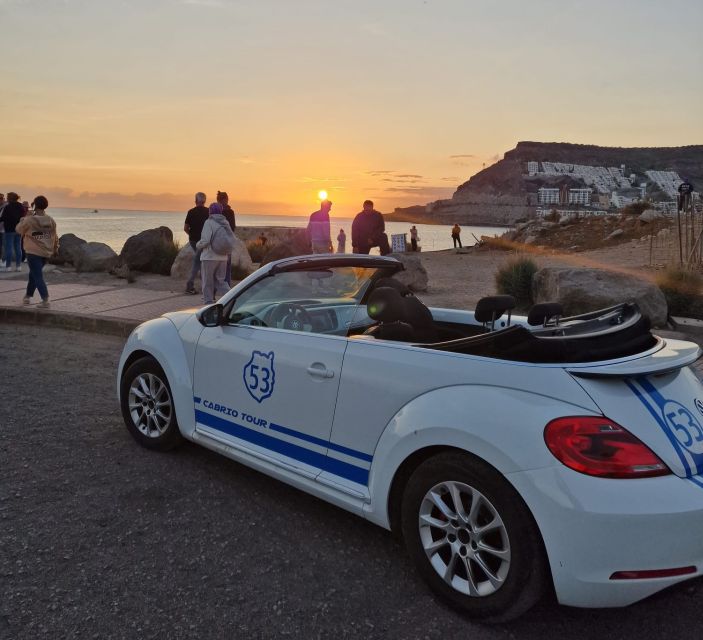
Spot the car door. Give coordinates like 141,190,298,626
192,264,377,481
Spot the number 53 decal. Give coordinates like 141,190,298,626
243,350,276,403
664,400,703,455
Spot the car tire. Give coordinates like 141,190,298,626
120,356,183,451
401,451,548,623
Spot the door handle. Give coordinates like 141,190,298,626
307,363,335,379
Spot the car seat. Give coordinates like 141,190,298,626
364,279,437,342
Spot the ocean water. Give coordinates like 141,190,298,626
47,208,507,254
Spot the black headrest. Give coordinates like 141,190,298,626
375,277,410,296
367,287,404,322
527,302,563,326
474,295,516,323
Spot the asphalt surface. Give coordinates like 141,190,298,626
1,323,702,639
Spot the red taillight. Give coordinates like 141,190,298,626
544,416,671,479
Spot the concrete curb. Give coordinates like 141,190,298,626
0,306,139,337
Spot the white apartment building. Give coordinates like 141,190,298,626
527,161,539,175
568,188,592,205
538,187,560,205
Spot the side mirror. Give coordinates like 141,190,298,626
198,303,224,327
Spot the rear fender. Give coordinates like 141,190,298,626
362,383,601,529
117,318,196,437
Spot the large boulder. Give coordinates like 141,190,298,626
120,227,174,272
260,229,311,266
170,235,255,282
53,233,86,265
388,253,428,292
640,209,664,224
73,242,119,272
532,267,668,327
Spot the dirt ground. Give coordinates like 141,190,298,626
0,238,660,313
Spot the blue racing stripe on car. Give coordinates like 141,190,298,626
269,422,373,463
195,409,369,485
688,476,703,490
624,379,693,477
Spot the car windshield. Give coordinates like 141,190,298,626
227,266,387,335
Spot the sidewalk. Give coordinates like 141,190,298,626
0,273,201,337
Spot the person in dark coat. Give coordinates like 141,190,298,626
216,190,237,285
0,192,24,271
351,200,390,255
183,192,209,294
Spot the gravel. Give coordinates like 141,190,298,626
1,323,702,639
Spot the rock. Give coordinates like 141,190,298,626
639,209,663,224
260,229,311,266
607,229,624,241
111,263,133,280
120,227,174,272
523,235,537,245
53,233,87,265
73,242,119,272
230,235,255,277
532,267,668,327
170,243,196,280
388,253,428,292
170,235,254,282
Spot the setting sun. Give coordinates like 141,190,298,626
318,190,328,201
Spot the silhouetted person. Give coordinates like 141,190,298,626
337,228,346,254
410,225,419,251
0,192,24,271
451,223,462,248
678,178,694,213
183,192,209,294
307,199,333,253
217,190,237,285
352,200,390,255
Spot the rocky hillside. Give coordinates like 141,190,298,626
457,141,703,198
499,210,672,252
395,141,703,226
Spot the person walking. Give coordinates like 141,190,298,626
0,193,5,262
217,191,236,285
451,223,462,249
307,199,333,254
409,225,419,252
351,200,390,255
183,192,209,295
337,228,346,254
16,195,58,308
0,192,24,271
197,202,234,304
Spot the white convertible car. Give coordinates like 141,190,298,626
118,254,703,622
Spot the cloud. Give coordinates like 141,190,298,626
367,170,395,176
298,176,349,183
449,154,476,159
380,178,423,184
441,176,460,182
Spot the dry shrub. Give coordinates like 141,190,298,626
151,239,180,275
495,257,539,309
656,268,703,318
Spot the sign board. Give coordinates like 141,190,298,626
391,233,407,253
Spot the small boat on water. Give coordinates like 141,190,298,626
92,209,99,213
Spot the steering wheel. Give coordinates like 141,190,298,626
268,303,313,331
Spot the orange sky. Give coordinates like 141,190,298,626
3,0,701,215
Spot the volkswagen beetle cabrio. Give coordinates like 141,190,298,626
118,254,703,622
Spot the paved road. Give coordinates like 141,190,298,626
1,324,701,639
